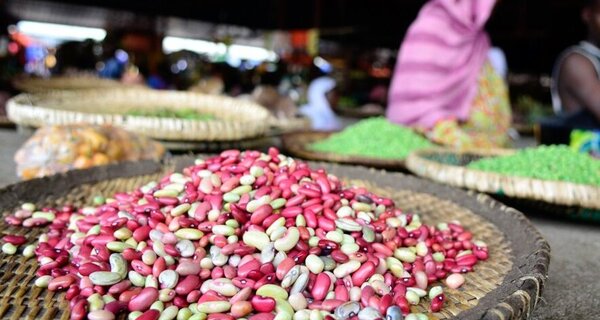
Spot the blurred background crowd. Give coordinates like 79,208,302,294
1,0,600,151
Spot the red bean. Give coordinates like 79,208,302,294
208,314,235,320
2,235,27,245
352,262,376,286
175,275,200,296
456,254,477,266
275,258,295,280
312,273,331,301
251,295,276,313
128,287,159,311
48,275,76,291
70,299,87,320
136,309,160,320
248,313,276,320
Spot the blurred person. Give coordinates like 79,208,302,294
299,76,342,131
54,40,99,74
251,85,298,119
386,0,511,148
550,0,600,127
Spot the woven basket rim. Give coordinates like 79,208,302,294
12,75,122,92
6,88,271,141
281,131,406,169
406,147,600,209
0,156,550,320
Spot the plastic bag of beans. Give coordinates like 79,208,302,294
14,124,165,180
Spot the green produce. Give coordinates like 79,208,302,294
467,145,600,186
126,108,215,120
310,117,433,159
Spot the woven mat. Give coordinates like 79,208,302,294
281,132,406,170
0,157,549,320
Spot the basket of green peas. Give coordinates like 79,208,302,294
281,117,434,170
406,145,600,211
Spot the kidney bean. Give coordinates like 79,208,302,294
250,295,276,313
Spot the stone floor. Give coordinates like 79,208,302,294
0,128,598,319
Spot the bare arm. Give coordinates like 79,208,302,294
561,53,600,121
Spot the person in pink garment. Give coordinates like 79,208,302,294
386,0,512,148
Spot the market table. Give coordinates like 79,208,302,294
0,128,598,320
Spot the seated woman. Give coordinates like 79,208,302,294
550,0,600,128
386,0,511,149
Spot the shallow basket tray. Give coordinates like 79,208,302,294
0,155,548,320
406,148,600,210
12,76,123,93
268,116,311,135
281,131,407,170
6,88,272,141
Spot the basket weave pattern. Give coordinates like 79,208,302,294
406,148,600,210
7,89,271,141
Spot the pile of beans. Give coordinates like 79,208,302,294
310,118,433,160
467,145,600,186
4,148,488,320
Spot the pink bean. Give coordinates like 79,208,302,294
2,235,27,245
250,295,276,313
128,287,159,312
352,261,376,286
175,275,201,295
312,273,332,301
136,309,160,320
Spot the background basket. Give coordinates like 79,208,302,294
6,88,272,141
0,156,549,319
12,76,122,93
268,116,311,134
406,148,600,210
281,131,407,170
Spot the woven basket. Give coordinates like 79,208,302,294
6,88,271,141
13,76,122,93
158,136,277,152
268,116,311,134
281,131,407,170
406,148,600,210
0,156,549,319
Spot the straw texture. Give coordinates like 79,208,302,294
13,76,122,93
6,88,271,141
0,156,549,319
281,131,406,170
268,116,311,134
406,148,600,210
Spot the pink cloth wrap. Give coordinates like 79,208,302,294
386,0,496,129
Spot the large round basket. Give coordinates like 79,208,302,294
281,131,407,170
6,89,272,141
406,148,600,211
0,155,548,319
13,76,122,93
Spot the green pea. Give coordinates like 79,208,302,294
309,117,433,160
467,145,600,186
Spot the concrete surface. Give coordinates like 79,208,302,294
0,128,598,319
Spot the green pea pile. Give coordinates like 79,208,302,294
467,145,600,186
310,117,434,159
126,108,215,121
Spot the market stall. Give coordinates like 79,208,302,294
1,0,600,319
